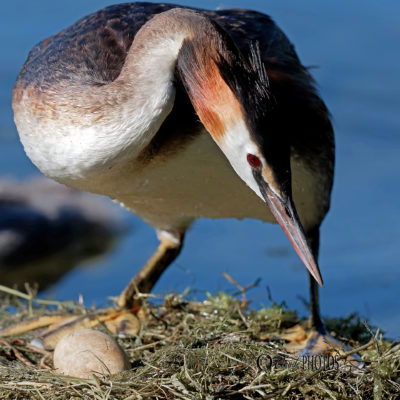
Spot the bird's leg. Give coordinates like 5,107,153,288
297,227,334,353
0,231,185,343
308,273,324,332
117,230,185,309
285,227,357,357
306,227,324,332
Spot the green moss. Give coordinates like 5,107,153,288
0,289,399,399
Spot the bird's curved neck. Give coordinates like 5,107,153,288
79,9,238,168
111,8,243,155
90,11,198,163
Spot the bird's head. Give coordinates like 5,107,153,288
177,22,323,286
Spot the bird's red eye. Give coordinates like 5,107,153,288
247,153,261,168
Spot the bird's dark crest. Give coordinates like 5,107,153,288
215,40,272,125
176,16,272,138
249,42,268,84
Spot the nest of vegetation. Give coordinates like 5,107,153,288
0,284,399,400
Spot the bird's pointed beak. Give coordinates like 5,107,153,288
253,170,324,287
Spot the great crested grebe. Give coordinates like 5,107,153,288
12,2,334,343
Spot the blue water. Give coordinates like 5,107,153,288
0,1,399,338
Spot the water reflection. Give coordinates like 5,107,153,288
0,178,127,291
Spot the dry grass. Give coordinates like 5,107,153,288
0,286,399,400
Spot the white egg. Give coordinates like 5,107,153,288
53,328,130,378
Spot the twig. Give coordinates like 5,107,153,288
183,354,202,392
220,351,254,371
0,284,67,307
126,340,167,352
336,339,374,361
222,271,260,306
0,339,33,367
236,304,250,328
39,355,52,370
26,343,52,356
